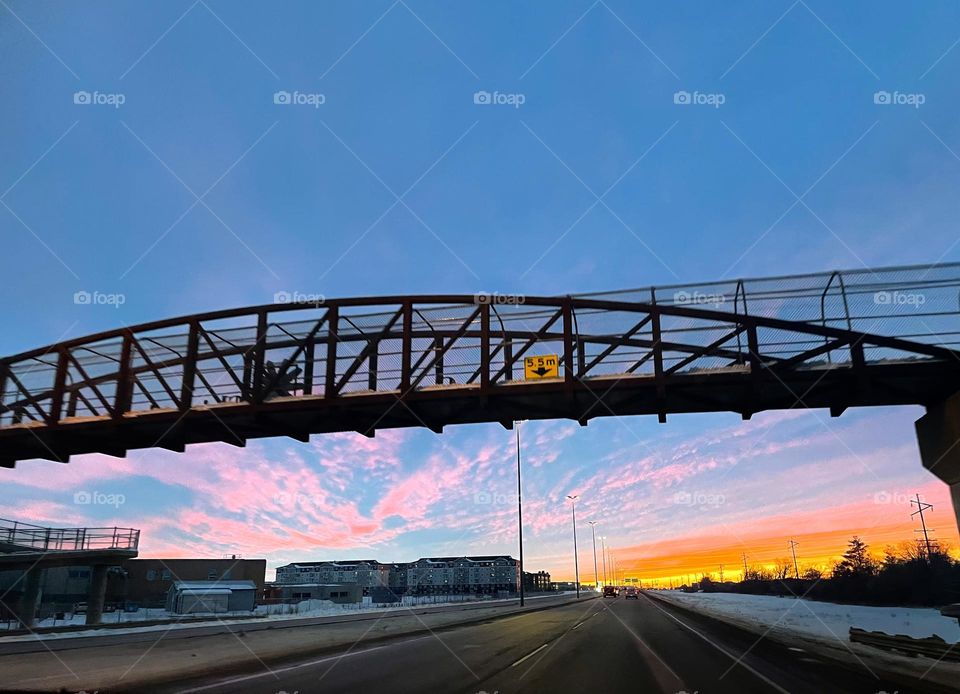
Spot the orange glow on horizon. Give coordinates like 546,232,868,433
555,483,959,585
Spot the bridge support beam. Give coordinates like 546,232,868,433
85,564,109,626
915,390,960,537
16,566,43,629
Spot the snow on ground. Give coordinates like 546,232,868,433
652,590,960,643
0,592,580,642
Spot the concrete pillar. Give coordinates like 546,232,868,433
85,564,108,626
17,566,43,629
915,390,960,537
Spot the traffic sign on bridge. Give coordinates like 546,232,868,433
524,355,559,379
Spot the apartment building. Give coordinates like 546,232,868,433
275,560,392,588
405,556,519,595
274,556,520,596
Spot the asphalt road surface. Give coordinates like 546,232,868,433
156,592,930,694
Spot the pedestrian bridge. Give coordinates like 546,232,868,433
2,263,960,467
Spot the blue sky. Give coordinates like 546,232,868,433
3,1,960,580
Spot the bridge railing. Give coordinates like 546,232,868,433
0,518,140,552
1,263,959,430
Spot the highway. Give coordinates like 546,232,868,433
157,592,924,694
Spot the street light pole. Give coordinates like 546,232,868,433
567,495,580,599
601,536,608,585
516,423,525,607
587,521,599,591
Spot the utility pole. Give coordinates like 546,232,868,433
588,521,600,590
567,495,580,598
788,540,800,579
742,552,749,581
516,424,525,606
911,493,935,562
719,564,724,583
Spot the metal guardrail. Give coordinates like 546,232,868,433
0,518,140,552
849,627,960,661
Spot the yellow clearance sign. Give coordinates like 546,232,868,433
524,355,559,379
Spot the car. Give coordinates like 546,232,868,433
624,587,639,599
602,585,618,598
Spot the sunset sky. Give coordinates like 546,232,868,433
3,1,960,583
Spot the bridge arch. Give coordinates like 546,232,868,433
2,264,960,470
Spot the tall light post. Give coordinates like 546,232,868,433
567,495,580,599
516,423,525,606
587,521,599,590
601,536,608,585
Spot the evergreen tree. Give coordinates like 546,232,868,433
832,536,877,578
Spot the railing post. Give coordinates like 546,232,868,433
303,338,315,395
114,331,133,418
480,303,490,391
652,307,665,421
577,336,585,377
747,323,761,375
563,299,574,388
49,347,69,424
0,362,8,424
401,302,413,393
251,311,268,402
368,342,378,391
180,321,200,410
325,305,339,398
434,337,444,385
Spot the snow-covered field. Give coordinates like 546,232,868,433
652,590,960,643
0,591,579,642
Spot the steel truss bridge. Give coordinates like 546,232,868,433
3,264,960,468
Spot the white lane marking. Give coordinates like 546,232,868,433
642,595,791,694
178,599,589,691
511,643,548,667
176,636,432,693
572,622,584,630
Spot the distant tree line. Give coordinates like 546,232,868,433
691,537,960,606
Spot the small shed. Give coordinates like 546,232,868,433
166,580,257,614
